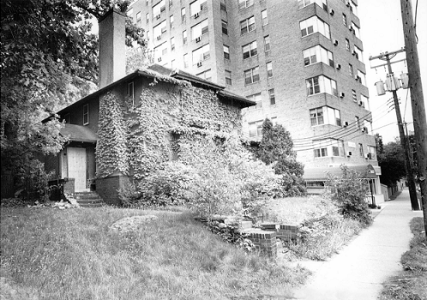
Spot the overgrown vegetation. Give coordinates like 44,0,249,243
380,217,427,300
0,207,310,300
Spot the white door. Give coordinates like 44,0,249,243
68,147,88,192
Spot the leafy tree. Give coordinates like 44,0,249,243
377,142,407,186
1,0,145,198
253,119,306,196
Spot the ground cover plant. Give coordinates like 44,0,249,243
266,196,364,261
379,217,427,300
0,206,310,300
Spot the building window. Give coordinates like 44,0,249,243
355,116,360,129
136,12,142,23
352,22,360,38
222,20,228,35
244,66,260,85
361,94,369,109
314,148,328,157
357,70,366,85
364,120,372,134
191,19,209,40
190,0,207,16
220,0,226,11
354,46,363,61
170,15,174,28
83,104,89,125
300,16,330,39
183,53,189,68
303,45,334,67
192,44,210,64
249,120,263,138
146,13,150,23
242,41,257,59
223,45,230,59
197,69,212,81
171,59,175,68
367,146,376,160
181,7,186,22
313,139,343,158
225,70,232,85
266,62,273,77
238,0,254,9
153,21,167,40
352,89,357,102
348,63,354,77
342,13,347,26
306,75,337,96
261,10,268,26
350,0,358,16
345,38,350,51
269,88,275,105
170,37,175,51
359,143,364,157
247,93,262,108
182,30,187,44
310,106,341,126
240,16,255,35
264,35,270,52
298,0,327,10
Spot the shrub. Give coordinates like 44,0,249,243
325,165,373,226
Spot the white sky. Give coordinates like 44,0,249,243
358,0,427,143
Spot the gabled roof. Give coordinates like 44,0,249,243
47,65,255,121
61,124,98,143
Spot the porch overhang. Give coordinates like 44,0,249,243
304,164,379,181
61,124,98,143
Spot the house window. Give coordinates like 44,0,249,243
266,62,273,78
197,69,212,81
181,7,186,22
359,143,364,157
225,70,232,85
247,93,262,108
240,16,255,35
183,53,189,68
136,11,142,23
368,146,376,159
345,38,350,51
264,35,270,52
300,16,330,39
352,89,357,102
249,120,263,138
238,0,254,9
127,81,135,105
349,64,354,77
223,45,230,59
191,19,209,40
222,20,228,35
269,88,275,105
306,75,337,96
314,148,328,157
83,104,89,125
310,106,341,126
244,66,260,85
261,10,268,26
242,41,257,59
182,30,187,44
303,45,334,67
342,13,347,26
192,44,210,64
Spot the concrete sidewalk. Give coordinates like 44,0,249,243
292,190,423,300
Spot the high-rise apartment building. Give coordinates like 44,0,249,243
127,0,384,202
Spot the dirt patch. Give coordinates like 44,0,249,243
109,215,158,233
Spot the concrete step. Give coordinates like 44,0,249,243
68,192,104,207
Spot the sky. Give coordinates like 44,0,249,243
358,0,427,143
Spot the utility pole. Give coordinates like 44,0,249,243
401,0,427,237
369,49,420,210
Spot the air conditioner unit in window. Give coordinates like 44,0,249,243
156,14,161,19
330,8,335,16
361,127,368,133
333,39,339,46
156,35,161,40
365,153,372,159
346,151,352,157
197,61,203,67
194,12,199,18
346,1,351,7
340,92,345,98
336,64,341,70
158,57,162,62
343,121,349,128
359,100,363,106
352,50,357,56
160,6,165,12
195,36,201,43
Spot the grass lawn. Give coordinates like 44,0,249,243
0,206,309,300
379,217,427,300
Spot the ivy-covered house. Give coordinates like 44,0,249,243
44,9,255,205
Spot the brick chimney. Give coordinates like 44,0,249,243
98,9,126,88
